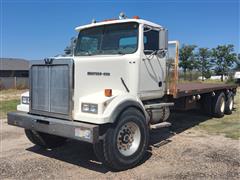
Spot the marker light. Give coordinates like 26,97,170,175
105,89,112,97
22,96,30,104
133,16,140,19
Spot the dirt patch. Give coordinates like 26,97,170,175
1,117,239,179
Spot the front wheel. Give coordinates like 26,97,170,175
94,107,149,171
25,129,67,149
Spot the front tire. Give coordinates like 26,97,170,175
93,140,109,166
94,107,149,171
25,129,67,149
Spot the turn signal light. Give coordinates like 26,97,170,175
105,89,112,97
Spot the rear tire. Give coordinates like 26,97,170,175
225,93,234,115
25,129,67,149
212,92,226,118
94,107,149,171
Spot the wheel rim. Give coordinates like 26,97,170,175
229,98,233,110
117,121,141,156
220,97,225,113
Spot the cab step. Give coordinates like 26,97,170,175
144,102,174,110
150,122,172,129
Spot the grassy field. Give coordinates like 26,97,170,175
194,88,240,139
0,99,20,118
0,89,24,118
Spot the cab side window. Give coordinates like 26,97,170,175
144,28,159,53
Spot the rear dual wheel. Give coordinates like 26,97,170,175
212,92,234,118
94,107,149,171
225,93,234,115
212,92,226,118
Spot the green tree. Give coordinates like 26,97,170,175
179,45,197,80
211,45,237,81
196,48,212,81
235,53,240,70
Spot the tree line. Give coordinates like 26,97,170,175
179,44,239,81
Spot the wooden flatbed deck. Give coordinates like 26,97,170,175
175,83,237,98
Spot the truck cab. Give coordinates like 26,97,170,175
72,18,170,123
15,18,173,124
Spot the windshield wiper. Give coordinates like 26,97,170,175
85,52,92,56
78,49,92,56
117,51,125,55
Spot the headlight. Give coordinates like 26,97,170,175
22,96,30,104
81,103,98,114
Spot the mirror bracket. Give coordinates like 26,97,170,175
157,49,167,58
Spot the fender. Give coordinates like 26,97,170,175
103,94,149,124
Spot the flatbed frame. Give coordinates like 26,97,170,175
175,83,237,98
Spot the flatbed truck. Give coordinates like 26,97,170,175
8,15,237,171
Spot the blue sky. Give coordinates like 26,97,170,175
1,0,239,60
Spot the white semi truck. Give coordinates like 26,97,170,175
8,15,237,170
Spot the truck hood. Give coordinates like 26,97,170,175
73,55,138,97
72,55,139,115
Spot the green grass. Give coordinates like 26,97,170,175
194,89,240,140
0,89,18,94
0,99,20,118
196,117,240,139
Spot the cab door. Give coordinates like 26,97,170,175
139,26,166,100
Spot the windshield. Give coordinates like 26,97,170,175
75,22,139,56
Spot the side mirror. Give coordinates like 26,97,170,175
159,28,168,51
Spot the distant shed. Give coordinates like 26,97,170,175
0,58,29,89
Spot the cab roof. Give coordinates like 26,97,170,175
75,18,162,31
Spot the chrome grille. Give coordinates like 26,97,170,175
30,59,73,119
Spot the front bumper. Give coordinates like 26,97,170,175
7,111,99,143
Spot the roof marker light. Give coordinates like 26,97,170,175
133,16,140,19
